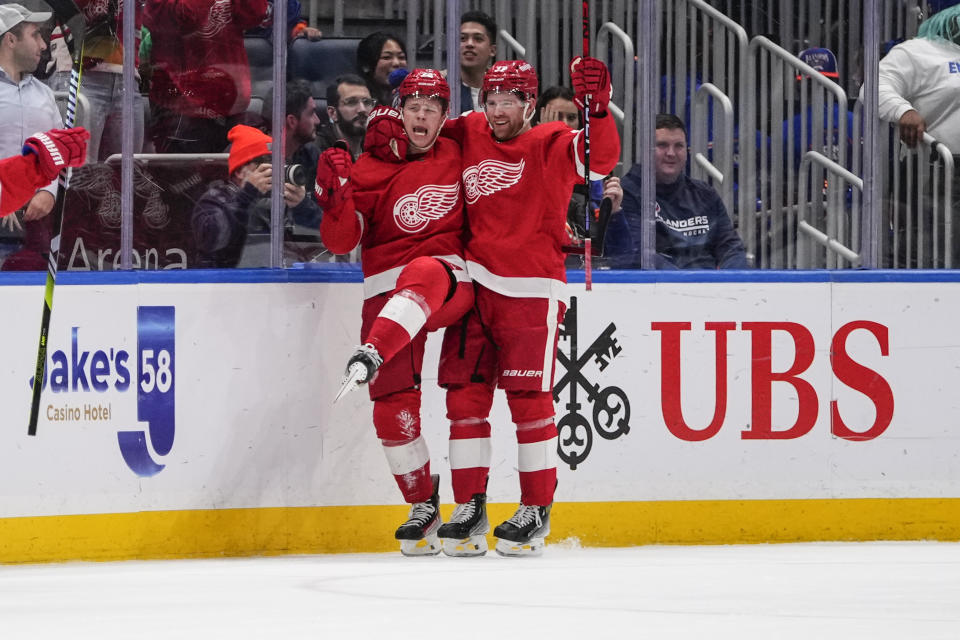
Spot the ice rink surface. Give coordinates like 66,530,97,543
2,541,958,639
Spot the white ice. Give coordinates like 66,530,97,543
1,542,958,639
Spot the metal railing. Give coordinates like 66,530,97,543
594,21,634,173
884,131,955,269
747,35,850,269
691,83,734,216
796,151,864,268
663,0,750,238
706,0,927,100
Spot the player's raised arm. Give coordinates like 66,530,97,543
316,146,361,254
568,56,620,178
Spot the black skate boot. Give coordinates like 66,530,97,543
437,492,489,557
395,474,442,556
493,503,552,557
334,343,384,403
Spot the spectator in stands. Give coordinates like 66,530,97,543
615,114,749,270
533,85,581,128
247,0,322,42
456,10,497,112
264,79,321,229
356,31,407,107
317,74,373,160
144,0,270,154
0,4,65,270
875,9,960,267
877,7,960,152
785,47,855,169
69,1,145,162
192,125,273,268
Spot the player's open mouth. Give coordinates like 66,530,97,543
412,126,428,135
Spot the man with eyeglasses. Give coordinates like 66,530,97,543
433,57,619,556
317,74,375,160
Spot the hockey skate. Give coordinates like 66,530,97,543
437,492,489,557
493,503,551,557
334,343,384,403
395,474,442,556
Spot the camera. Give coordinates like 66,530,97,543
284,164,306,187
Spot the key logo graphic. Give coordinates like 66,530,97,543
553,296,630,469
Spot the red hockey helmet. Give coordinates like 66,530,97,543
481,60,539,103
398,68,451,106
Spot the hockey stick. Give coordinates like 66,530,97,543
28,0,86,436
562,195,612,256
581,0,593,291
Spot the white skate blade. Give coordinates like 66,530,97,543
399,532,441,557
494,536,545,557
333,363,367,404
441,534,488,557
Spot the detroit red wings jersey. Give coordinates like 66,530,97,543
320,137,466,299
444,111,620,298
0,154,52,217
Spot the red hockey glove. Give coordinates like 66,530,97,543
364,106,408,162
570,56,612,116
314,146,353,210
22,127,90,181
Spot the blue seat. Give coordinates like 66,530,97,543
288,37,362,101
245,37,274,113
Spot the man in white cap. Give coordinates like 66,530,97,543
0,3,64,264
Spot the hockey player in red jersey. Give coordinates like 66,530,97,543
433,57,619,556
314,69,473,556
0,127,88,217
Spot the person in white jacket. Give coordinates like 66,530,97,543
878,6,960,151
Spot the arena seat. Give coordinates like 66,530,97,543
245,36,274,114
288,37,362,102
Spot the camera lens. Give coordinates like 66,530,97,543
284,164,306,186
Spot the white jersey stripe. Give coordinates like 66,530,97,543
363,254,468,299
383,436,430,476
571,130,612,181
466,260,567,299
518,436,559,473
449,437,493,470
355,210,365,236
542,296,559,392
378,294,429,340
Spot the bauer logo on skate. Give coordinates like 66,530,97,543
392,182,460,233
462,159,525,204
29,306,176,478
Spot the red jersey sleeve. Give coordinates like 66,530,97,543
232,0,270,29
0,155,49,217
547,111,621,181
144,0,209,30
320,153,398,255
318,192,363,255
440,112,476,146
